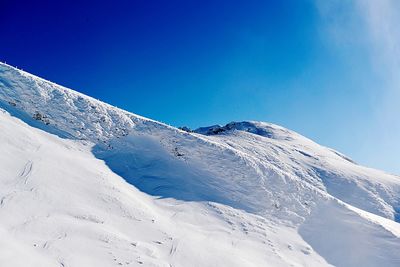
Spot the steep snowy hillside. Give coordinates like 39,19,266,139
1,62,400,267
195,121,400,221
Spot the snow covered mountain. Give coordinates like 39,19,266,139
1,62,400,267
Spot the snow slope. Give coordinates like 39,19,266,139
1,62,400,267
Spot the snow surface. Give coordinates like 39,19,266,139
1,62,400,266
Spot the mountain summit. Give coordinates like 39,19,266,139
1,62,400,267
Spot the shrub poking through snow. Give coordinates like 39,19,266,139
33,111,50,125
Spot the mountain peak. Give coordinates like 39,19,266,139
1,63,400,267
195,120,298,140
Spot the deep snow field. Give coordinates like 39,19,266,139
1,62,400,267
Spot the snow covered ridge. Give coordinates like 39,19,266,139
0,61,399,221
195,121,298,140
1,62,400,266
0,62,168,144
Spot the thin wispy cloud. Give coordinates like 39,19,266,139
355,0,400,158
315,0,400,172
356,0,400,125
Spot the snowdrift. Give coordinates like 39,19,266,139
1,62,400,267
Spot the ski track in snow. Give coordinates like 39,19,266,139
19,160,33,184
1,62,400,266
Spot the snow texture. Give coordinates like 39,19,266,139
1,62,400,267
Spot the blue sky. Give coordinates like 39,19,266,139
1,0,399,174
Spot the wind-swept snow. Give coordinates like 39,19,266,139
1,62,400,266
0,109,330,267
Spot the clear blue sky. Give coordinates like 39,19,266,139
1,0,399,174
